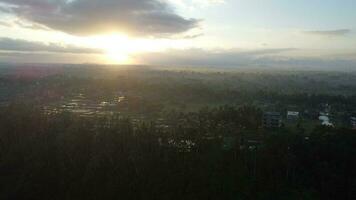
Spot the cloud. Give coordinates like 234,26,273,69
163,32,204,39
0,37,103,54
0,0,199,37
0,51,104,63
0,18,50,30
304,29,351,37
194,0,226,5
181,33,204,39
169,0,225,8
0,20,11,27
1,46,356,71
12,19,50,30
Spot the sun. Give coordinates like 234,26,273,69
81,33,186,64
85,34,133,64
101,35,132,64
105,49,131,64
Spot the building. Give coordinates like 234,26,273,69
287,111,299,122
263,112,282,128
319,115,334,127
351,117,356,130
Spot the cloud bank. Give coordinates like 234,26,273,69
0,37,102,54
0,0,199,37
304,29,351,37
135,48,297,67
133,48,356,71
1,45,356,71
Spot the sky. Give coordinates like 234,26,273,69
0,0,355,68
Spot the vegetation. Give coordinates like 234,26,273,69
2,66,356,115
0,66,356,199
0,104,355,200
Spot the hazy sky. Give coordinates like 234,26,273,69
0,0,355,67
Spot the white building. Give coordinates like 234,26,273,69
351,117,356,130
319,115,334,127
287,111,299,121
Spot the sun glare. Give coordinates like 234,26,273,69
106,50,131,64
81,33,190,64
84,34,133,64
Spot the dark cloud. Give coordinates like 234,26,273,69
304,29,351,37
0,37,103,54
0,0,199,37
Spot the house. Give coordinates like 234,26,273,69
263,112,282,128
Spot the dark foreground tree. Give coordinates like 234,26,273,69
0,105,355,200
